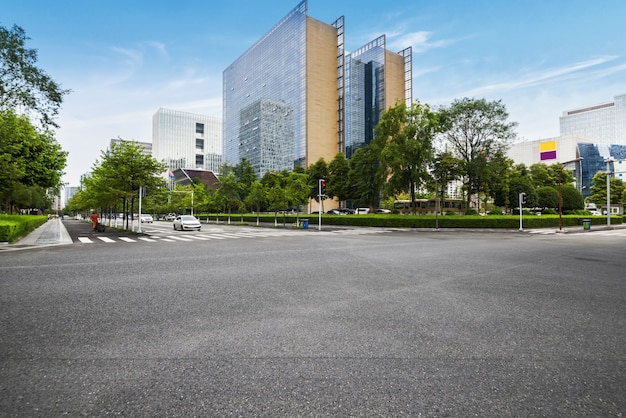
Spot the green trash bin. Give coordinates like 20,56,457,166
582,219,591,231
302,219,309,229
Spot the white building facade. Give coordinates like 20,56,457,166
560,93,626,144
152,108,222,175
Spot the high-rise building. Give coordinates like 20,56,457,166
152,108,222,175
222,0,411,178
109,138,152,155
560,93,626,144
509,92,626,198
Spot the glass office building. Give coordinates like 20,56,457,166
223,2,307,177
222,0,412,178
345,36,412,158
560,94,626,145
152,108,222,175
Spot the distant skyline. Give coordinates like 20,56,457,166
4,0,626,186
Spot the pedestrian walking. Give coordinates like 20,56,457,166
90,212,99,230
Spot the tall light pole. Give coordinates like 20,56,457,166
605,158,615,226
558,157,583,231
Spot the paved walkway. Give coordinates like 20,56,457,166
0,218,72,252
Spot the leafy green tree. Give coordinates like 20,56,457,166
441,98,517,210
285,170,309,224
245,180,266,225
216,172,242,221
483,150,513,209
0,110,67,212
86,140,166,227
347,145,383,211
306,158,329,210
262,171,287,226
536,186,559,210
233,158,256,201
429,151,463,200
327,153,351,204
1,25,70,128
529,163,555,188
589,171,624,205
561,184,584,212
377,101,440,213
508,175,537,210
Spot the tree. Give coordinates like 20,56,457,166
508,175,537,210
327,153,351,204
561,184,584,212
306,158,329,210
589,171,624,205
0,110,67,212
1,25,70,128
429,151,462,199
233,158,256,202
216,172,242,222
262,171,287,226
86,140,166,228
441,98,517,210
347,145,383,211
285,170,309,225
483,150,513,210
245,180,265,225
536,186,559,210
377,101,440,213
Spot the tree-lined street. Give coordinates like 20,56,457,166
1,230,624,416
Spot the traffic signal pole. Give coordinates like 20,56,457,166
518,192,527,231
318,179,325,230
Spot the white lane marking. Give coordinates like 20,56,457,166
78,237,93,243
97,237,116,243
119,237,137,242
166,235,193,241
181,234,210,240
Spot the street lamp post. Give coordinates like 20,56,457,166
605,158,615,226
558,158,583,231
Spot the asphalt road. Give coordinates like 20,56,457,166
0,227,624,416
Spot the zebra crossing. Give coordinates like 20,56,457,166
74,227,365,245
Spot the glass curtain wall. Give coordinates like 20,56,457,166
223,1,307,177
344,35,386,158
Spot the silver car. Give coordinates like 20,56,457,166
173,215,201,231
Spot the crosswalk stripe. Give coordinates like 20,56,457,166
119,237,137,242
165,235,193,241
78,237,93,243
138,237,157,242
97,237,115,243
181,234,210,240
202,234,227,239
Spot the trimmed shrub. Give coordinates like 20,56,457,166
0,215,48,242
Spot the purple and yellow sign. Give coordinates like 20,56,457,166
540,140,557,161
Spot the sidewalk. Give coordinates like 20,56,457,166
0,218,72,252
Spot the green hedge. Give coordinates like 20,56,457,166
0,215,48,242
196,213,622,229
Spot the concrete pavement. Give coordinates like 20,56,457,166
1,216,624,252
0,217,72,252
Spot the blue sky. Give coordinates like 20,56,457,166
4,0,626,186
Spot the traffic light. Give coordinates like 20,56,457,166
520,192,528,205
320,179,326,196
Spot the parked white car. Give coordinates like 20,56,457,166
355,208,370,214
173,215,201,231
140,214,153,223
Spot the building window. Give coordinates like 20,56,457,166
195,154,204,168
195,123,204,134
196,138,204,152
